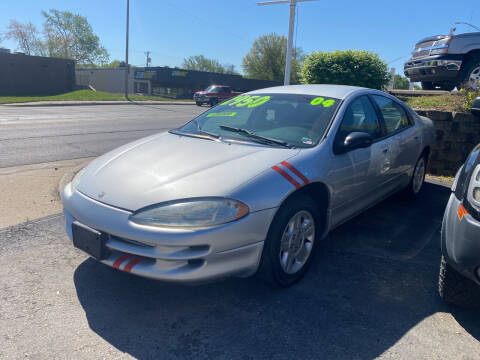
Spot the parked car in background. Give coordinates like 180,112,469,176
439,99,480,307
62,85,434,287
404,28,480,91
193,85,241,106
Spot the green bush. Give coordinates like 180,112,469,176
301,50,390,90
460,89,480,111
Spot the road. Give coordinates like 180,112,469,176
1,181,480,359
0,104,204,168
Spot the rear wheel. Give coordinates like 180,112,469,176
257,194,321,287
209,98,218,107
404,154,427,198
439,256,480,308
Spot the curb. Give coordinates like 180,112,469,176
1,100,197,107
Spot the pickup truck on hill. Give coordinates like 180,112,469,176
404,29,480,91
193,85,241,106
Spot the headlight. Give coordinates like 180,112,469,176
130,197,249,228
468,165,480,206
71,167,85,191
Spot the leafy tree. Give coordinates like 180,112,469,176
102,60,125,68
394,74,410,90
5,20,45,55
242,33,304,83
42,9,109,65
301,50,390,90
181,55,238,74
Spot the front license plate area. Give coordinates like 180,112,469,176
72,222,109,260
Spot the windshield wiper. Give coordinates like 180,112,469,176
219,125,292,148
194,120,221,139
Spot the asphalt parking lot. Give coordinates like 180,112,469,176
2,180,480,359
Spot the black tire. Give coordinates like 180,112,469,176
458,58,480,90
404,153,427,198
209,98,218,107
256,194,322,287
421,81,435,90
438,256,480,308
196,101,202,106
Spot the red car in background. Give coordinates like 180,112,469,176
193,85,241,106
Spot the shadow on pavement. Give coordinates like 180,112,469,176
74,182,480,359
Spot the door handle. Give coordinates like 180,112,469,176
382,148,389,154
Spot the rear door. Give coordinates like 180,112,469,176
371,95,421,188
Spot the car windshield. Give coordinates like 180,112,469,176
177,93,341,148
204,86,216,92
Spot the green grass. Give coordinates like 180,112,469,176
401,90,480,112
402,94,465,112
0,90,189,104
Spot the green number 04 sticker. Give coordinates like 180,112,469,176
310,97,336,108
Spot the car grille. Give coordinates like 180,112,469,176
412,41,435,58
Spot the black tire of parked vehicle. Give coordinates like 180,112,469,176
209,98,219,107
438,256,480,308
458,59,480,90
421,81,435,90
404,153,427,198
196,102,202,106
257,194,321,287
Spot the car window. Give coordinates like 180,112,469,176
178,93,341,148
337,96,382,140
372,96,410,134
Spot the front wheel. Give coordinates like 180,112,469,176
458,59,480,90
404,154,427,198
439,256,480,308
257,194,321,287
195,101,202,106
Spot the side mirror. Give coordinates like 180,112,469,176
335,132,373,154
471,97,480,117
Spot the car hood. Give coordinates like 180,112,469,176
195,91,208,95
77,132,299,211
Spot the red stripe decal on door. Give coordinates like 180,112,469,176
113,254,131,269
280,161,310,185
272,165,301,189
123,256,143,273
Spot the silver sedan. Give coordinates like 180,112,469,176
61,85,435,287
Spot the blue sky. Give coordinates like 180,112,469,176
0,0,477,74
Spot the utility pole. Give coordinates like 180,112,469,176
145,51,151,68
124,0,130,99
258,0,316,85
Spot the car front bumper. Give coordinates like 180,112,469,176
441,193,480,285
62,184,276,284
404,57,462,83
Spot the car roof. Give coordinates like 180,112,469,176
247,84,369,100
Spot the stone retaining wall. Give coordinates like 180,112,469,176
415,110,480,175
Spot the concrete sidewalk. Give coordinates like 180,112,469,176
0,158,93,228
1,100,197,107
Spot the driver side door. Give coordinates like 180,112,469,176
329,95,392,226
